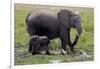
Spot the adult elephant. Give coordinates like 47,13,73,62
25,9,82,54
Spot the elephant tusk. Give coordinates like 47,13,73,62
30,36,34,39
30,35,39,39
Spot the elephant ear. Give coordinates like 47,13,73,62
57,9,71,28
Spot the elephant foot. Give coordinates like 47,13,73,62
61,49,67,55
32,52,36,55
28,48,32,53
32,51,40,55
46,51,50,55
28,50,32,53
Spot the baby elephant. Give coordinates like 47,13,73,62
29,35,50,55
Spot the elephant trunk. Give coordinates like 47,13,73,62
71,23,82,47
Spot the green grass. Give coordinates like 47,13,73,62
14,4,94,65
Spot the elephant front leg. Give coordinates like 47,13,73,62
61,40,70,55
60,27,70,55
61,41,67,55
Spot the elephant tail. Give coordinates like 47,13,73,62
25,12,34,36
25,12,31,24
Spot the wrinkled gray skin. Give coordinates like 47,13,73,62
25,9,82,54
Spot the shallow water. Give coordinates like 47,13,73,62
14,45,94,65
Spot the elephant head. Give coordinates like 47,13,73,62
57,9,82,49
70,12,82,47
29,35,40,54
